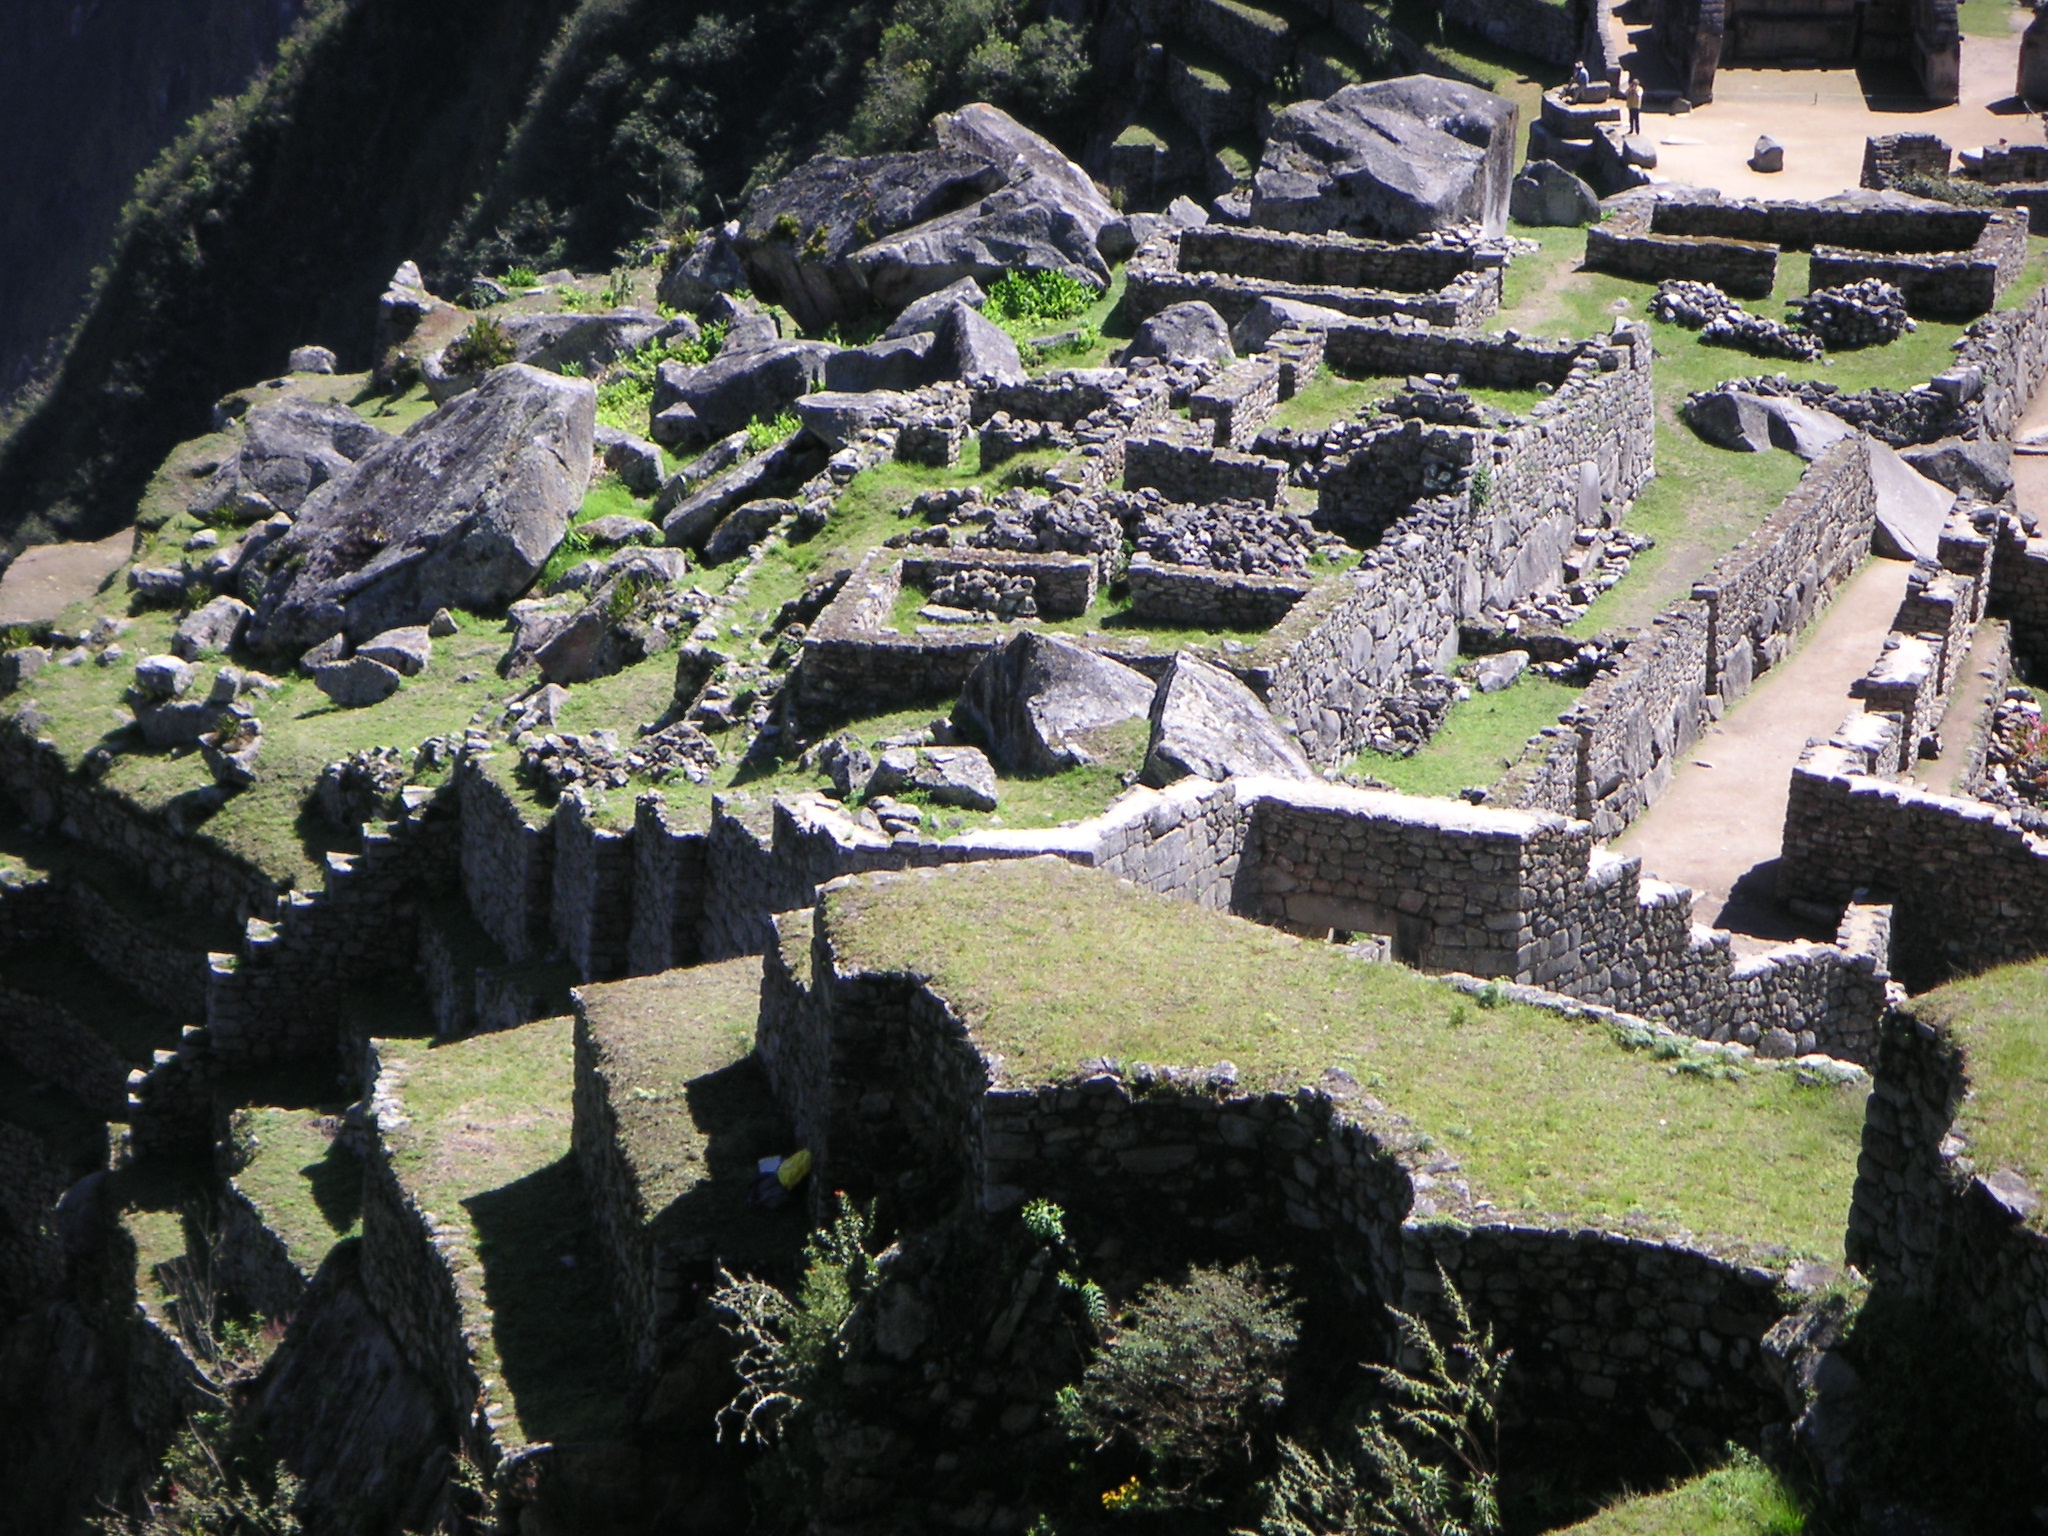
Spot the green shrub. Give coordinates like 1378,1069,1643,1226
1057,1262,1299,1508
987,268,1095,326
746,409,802,453
92,1411,301,1536
1892,173,2000,207
1021,1197,1067,1245
600,266,634,309
769,212,804,244
1244,1273,1508,1536
593,326,726,436
444,316,515,375
499,264,541,289
850,0,1090,153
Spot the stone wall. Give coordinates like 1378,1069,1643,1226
1443,0,1582,64
458,759,555,965
1124,423,1288,506
1126,556,1311,628
0,982,131,1119
1190,356,1281,449
627,794,707,977
1954,284,2048,442
1846,1000,2048,1461
1648,0,1724,103
1861,133,1952,190
551,792,633,983
0,1121,68,1309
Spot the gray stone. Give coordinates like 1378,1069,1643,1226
1166,194,1211,228
200,720,263,789
1683,390,1774,453
426,311,663,404
954,631,1158,775
1120,301,1235,367
657,227,750,314
601,431,665,495
1621,135,1658,169
1143,651,1314,786
1758,397,1855,459
546,546,691,598
133,654,195,700
1758,1025,1798,1058
1751,136,1785,174
702,499,795,567
658,444,788,549
289,345,337,374
428,608,460,638
171,597,253,661
650,403,702,448
797,392,899,451
193,397,392,524
867,743,1000,810
579,515,663,551
128,566,188,606
1868,440,1957,563
1901,436,2013,500
245,364,596,654
357,625,433,677
310,655,405,708
136,700,222,749
660,341,835,443
1509,159,1600,227
1250,76,1520,239
822,334,940,394
0,647,49,693
1230,295,1358,354
1469,651,1528,693
928,301,1024,385
299,633,346,670
881,278,989,340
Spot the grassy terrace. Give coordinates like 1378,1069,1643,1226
822,859,1867,1259
575,958,808,1274
231,1106,362,1278
1914,956,2048,1222
1357,670,1582,795
375,1020,632,1448
1561,1455,1808,1534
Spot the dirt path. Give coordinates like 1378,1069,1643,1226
1620,27,2041,200
1612,555,1913,946
0,529,135,626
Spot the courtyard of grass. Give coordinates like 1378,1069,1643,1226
1910,954,2048,1222
230,1105,362,1279
374,1019,633,1449
822,858,1868,1259
1355,670,1582,797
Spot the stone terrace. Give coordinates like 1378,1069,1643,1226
757,857,1869,1457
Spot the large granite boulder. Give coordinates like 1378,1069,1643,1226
739,104,1115,331
882,277,988,340
1868,440,1956,563
1142,651,1314,786
1902,436,2013,501
1509,159,1600,227
245,364,595,655
1230,295,1357,353
1120,301,1235,367
930,301,1025,384
1683,390,1775,453
657,225,750,313
954,632,1158,775
823,333,942,394
192,399,390,524
737,148,1004,333
1250,76,1519,239
658,340,836,443
425,311,664,403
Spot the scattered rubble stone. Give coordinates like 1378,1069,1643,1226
1788,280,1913,350
926,567,1038,620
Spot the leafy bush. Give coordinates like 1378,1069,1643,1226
1021,1197,1067,1245
499,264,541,289
746,409,802,453
1892,173,2000,208
712,1196,879,1445
444,316,515,375
1057,1262,1299,1508
92,1411,301,1536
850,0,1089,153
987,268,1095,327
1245,1274,1508,1536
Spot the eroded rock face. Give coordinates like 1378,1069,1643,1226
1251,76,1519,239
245,364,595,655
954,632,1157,775
1142,651,1313,786
193,399,390,524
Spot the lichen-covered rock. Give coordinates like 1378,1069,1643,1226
1251,76,1519,239
171,597,253,661
954,632,1157,775
881,277,988,340
309,655,405,708
245,364,595,654
1119,301,1234,367
866,744,1001,810
1509,159,1599,226
1143,651,1313,785
133,654,195,700
357,626,432,677
659,341,835,443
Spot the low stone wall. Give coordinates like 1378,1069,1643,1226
1954,285,2048,442
215,1180,312,1321
1189,356,1281,449
1127,227,1504,329
1565,602,1711,836
1444,0,1582,64
1778,738,2048,987
0,983,131,1119
0,1121,68,1310
1991,508,2048,663
1126,556,1311,628
899,549,1098,620
1861,132,1952,190
1124,424,1288,506
1319,323,1583,391
1846,1000,2048,1462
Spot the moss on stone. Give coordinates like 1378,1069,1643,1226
821,858,1867,1259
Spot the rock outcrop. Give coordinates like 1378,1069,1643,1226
193,398,390,524
246,364,595,654
954,632,1158,775
1142,651,1313,786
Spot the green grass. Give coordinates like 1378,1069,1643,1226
536,473,660,589
1912,956,2048,1221
376,1020,632,1448
822,859,1868,1257
1265,371,1400,434
1355,672,1583,797
1013,266,1134,375
1560,1452,1807,1534
1957,0,2027,37
231,1106,361,1277
574,959,809,1270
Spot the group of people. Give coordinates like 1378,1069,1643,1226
1570,57,1646,134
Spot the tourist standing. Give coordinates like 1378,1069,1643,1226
1627,75,1644,135
1572,59,1591,101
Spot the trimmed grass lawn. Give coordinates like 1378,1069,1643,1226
822,859,1868,1258
1913,956,2048,1221
1356,671,1583,797
376,1020,632,1448
1560,1454,1807,1534
574,959,809,1272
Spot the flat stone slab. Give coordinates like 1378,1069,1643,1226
0,530,134,625
1868,439,1956,563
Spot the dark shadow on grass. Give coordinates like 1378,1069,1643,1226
301,1138,364,1235
466,1155,634,1446
652,1056,810,1280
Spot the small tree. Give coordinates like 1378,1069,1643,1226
1057,1262,1299,1508
1245,1273,1508,1536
